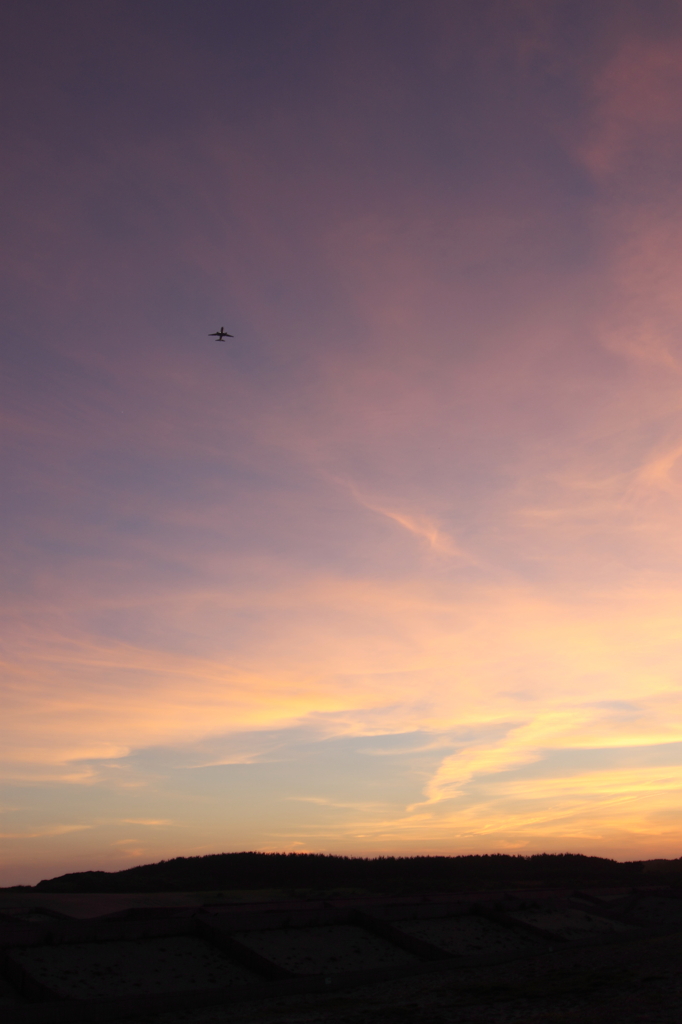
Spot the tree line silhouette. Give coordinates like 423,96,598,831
17,851,681,893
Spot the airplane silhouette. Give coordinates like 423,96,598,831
209,327,234,342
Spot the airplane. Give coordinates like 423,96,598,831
209,327,234,341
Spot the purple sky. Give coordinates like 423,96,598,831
3,1,682,885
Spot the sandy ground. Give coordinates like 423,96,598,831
232,925,418,975
9,935,256,998
0,891,294,919
100,930,682,1024
2,892,680,1022
0,974,20,1002
626,896,682,925
394,914,545,956
506,908,631,941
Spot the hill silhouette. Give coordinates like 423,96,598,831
17,851,682,894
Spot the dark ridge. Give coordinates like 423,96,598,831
18,851,682,893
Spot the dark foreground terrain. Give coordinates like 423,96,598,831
2,886,682,1024
120,930,682,1024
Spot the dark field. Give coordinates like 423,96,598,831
2,882,682,1024
118,930,682,1024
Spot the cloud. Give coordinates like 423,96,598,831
120,819,175,826
5,582,682,778
493,765,682,800
287,797,389,811
0,825,91,839
580,37,682,178
329,475,473,559
365,505,466,557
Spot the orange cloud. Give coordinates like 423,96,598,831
580,38,682,177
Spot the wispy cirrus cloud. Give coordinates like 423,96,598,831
0,825,92,840
120,819,176,826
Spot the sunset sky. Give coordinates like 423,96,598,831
3,0,682,886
